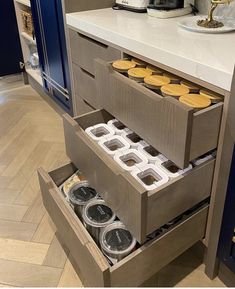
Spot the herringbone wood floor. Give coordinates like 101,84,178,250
0,74,225,287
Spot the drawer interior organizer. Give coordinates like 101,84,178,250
63,110,215,243
38,162,209,287
95,59,223,169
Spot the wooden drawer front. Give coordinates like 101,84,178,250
75,94,94,116
63,110,215,243
38,162,208,287
69,29,121,75
95,60,223,169
38,163,110,287
73,64,97,108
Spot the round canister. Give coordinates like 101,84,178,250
200,89,223,104
100,221,137,264
179,94,211,110
68,182,98,217
146,65,163,75
161,84,189,98
82,199,116,244
180,80,200,93
112,60,136,73
144,75,171,90
128,68,152,82
61,171,84,197
163,72,181,84
131,58,146,68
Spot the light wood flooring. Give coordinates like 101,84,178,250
0,74,225,287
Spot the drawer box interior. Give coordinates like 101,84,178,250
63,110,215,243
95,59,223,169
38,162,209,287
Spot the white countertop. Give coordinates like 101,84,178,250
67,8,235,91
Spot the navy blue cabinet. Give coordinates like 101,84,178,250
218,145,235,273
30,0,72,114
0,0,23,76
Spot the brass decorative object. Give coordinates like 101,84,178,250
197,0,231,28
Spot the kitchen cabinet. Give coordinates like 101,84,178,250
0,0,23,76
35,7,235,287
218,147,235,272
13,0,115,114
37,22,231,286
30,0,72,113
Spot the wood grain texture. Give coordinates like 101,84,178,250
0,259,62,287
43,235,69,269
0,78,70,286
0,204,28,221
69,29,121,76
38,166,110,287
205,70,235,278
110,206,208,287
58,255,83,287
0,189,20,204
95,59,223,168
0,238,49,265
0,70,226,287
73,64,97,109
0,220,37,241
31,213,56,245
63,111,214,242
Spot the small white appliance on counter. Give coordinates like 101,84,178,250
115,0,150,12
147,0,195,18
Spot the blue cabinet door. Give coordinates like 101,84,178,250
30,0,72,114
218,145,235,273
0,0,23,76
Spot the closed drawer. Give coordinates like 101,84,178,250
38,162,209,287
95,60,223,169
73,64,98,108
74,94,94,116
69,29,121,75
63,110,215,243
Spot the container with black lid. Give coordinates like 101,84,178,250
68,181,98,218
100,221,137,264
82,199,116,244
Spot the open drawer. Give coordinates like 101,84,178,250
38,162,209,287
63,110,215,243
95,59,223,169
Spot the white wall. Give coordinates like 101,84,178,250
196,0,235,17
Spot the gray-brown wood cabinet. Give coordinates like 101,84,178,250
38,25,235,287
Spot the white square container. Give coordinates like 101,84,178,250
192,151,216,167
122,130,143,149
156,159,193,179
85,124,115,141
107,119,129,135
131,164,169,191
114,149,148,172
98,135,130,156
138,141,167,164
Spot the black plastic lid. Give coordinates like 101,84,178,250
70,186,97,205
104,228,133,251
87,204,114,224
